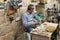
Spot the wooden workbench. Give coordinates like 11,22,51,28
31,22,58,40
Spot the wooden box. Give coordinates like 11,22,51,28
31,22,58,40
31,34,51,40
31,29,58,40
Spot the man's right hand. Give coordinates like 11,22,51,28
34,22,39,25
32,22,39,28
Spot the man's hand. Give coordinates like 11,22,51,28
31,22,38,28
34,22,39,25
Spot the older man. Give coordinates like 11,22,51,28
22,4,38,33
22,4,38,40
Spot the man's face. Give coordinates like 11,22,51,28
29,8,34,14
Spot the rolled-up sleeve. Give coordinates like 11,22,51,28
22,14,34,27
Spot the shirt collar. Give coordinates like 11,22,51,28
26,11,33,15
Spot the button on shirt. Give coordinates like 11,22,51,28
22,12,36,27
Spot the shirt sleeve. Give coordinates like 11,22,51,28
22,14,34,27
33,19,38,22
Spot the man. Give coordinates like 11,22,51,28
22,4,38,40
22,4,38,33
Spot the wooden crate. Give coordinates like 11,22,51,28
31,34,51,40
31,22,58,40
31,30,58,40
